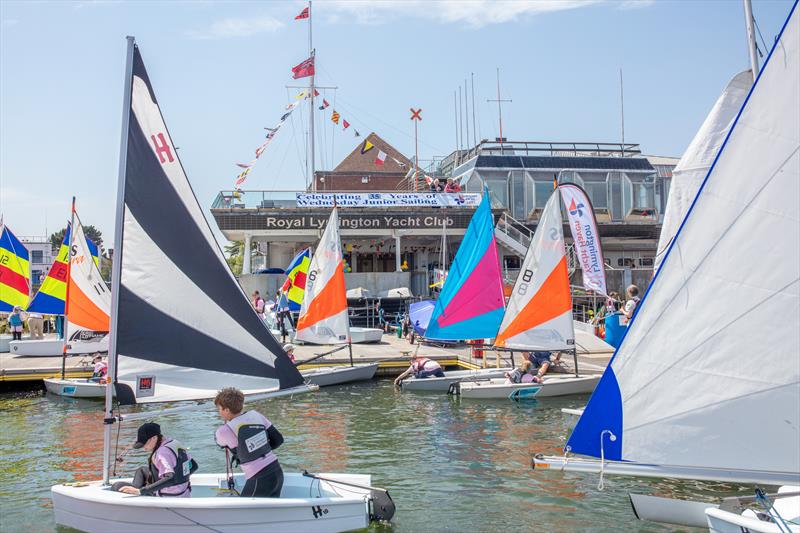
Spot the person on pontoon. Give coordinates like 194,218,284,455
113,422,197,497
394,354,445,385
214,387,285,498
505,360,535,384
622,284,641,325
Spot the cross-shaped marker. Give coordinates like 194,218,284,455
410,108,422,121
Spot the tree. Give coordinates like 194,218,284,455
49,225,104,252
224,240,257,276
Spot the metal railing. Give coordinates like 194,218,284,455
457,140,642,165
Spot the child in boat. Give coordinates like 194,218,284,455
214,387,285,498
505,360,535,384
393,354,444,385
526,351,553,382
283,343,297,363
113,422,197,497
89,353,108,382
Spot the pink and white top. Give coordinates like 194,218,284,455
411,358,441,373
152,438,191,497
215,411,278,479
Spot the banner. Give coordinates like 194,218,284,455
559,183,607,296
296,192,481,208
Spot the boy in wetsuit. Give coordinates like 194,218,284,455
214,387,285,498
113,422,197,497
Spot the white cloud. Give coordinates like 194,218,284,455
321,0,603,28
186,16,284,40
616,0,656,10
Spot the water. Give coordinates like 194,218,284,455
0,381,751,532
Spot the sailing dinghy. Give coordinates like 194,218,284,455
294,207,379,386
44,204,112,398
400,191,513,392
534,3,799,530
51,39,392,532
457,190,601,400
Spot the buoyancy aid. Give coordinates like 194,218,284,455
148,439,195,496
225,411,272,465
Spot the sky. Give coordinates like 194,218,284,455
0,0,795,247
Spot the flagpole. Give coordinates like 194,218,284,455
308,1,315,193
103,35,135,485
61,197,76,380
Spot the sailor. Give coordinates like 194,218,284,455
89,353,108,383
113,422,197,497
525,351,553,383
214,387,285,498
505,360,534,384
394,354,445,385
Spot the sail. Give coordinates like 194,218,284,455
495,192,574,350
425,191,504,340
281,247,311,312
0,224,30,313
654,70,752,272
295,209,350,344
65,218,111,354
113,45,304,404
28,223,100,315
567,4,799,483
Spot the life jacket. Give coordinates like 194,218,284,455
148,439,195,496
225,411,272,465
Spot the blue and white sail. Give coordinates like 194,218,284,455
567,4,799,485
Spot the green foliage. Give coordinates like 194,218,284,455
49,225,104,252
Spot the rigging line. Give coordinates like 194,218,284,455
331,94,448,154
319,90,328,172
285,91,308,188
331,90,337,176
752,15,769,58
615,144,799,376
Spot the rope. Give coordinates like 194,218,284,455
164,507,224,533
597,430,616,491
755,488,792,533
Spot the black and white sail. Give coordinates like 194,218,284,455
112,45,304,404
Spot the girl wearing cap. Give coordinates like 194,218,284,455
214,387,285,498
283,343,297,363
113,422,198,497
8,306,23,341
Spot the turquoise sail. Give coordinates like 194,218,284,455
425,190,505,340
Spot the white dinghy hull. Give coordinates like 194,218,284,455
52,472,372,533
400,368,512,392
301,363,379,387
43,378,111,398
9,338,63,356
458,374,602,399
349,327,383,344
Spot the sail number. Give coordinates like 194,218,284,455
516,269,534,296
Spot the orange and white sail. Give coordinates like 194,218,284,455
495,191,574,350
295,208,350,344
65,218,111,354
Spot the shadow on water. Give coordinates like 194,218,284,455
0,381,741,532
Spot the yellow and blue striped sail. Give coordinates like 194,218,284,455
27,223,100,315
0,225,31,312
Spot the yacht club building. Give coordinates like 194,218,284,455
212,135,677,298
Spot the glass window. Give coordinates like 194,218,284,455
486,179,508,208
558,171,584,188
510,171,525,219
31,250,43,264
609,172,623,221
534,180,554,208
464,172,483,193
584,181,608,208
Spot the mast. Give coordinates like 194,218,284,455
309,1,315,192
620,68,625,157
471,72,477,146
487,68,511,151
103,35,135,485
60,197,76,380
743,0,760,81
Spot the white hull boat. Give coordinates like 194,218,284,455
43,378,112,398
0,334,11,353
399,368,512,392
301,363,379,387
9,338,64,356
457,373,602,399
349,327,382,344
52,472,375,533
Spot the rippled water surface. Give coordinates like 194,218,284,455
0,380,750,532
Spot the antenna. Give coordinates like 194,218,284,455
458,85,464,151
487,67,511,150
464,78,470,149
619,68,625,156
453,91,460,167
471,72,477,148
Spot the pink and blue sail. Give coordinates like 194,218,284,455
425,190,505,340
